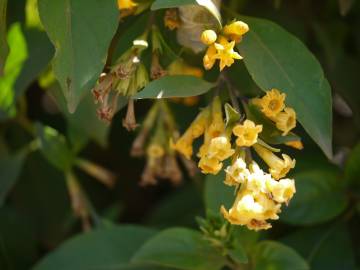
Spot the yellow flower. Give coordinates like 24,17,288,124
164,9,181,30
147,144,165,158
207,135,235,161
173,108,210,159
285,140,304,150
183,96,200,106
274,107,297,136
117,0,137,9
267,178,296,204
201,30,218,45
168,59,203,78
233,120,263,147
223,21,249,43
203,44,217,70
214,39,243,71
198,156,223,175
117,0,137,17
258,89,286,118
253,144,296,179
207,96,225,138
224,157,250,186
221,190,280,231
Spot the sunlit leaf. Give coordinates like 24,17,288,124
0,0,8,75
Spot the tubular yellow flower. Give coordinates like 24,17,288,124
203,44,217,70
274,107,297,136
223,21,249,43
164,9,181,30
117,0,137,10
207,135,235,161
224,157,250,186
214,39,243,71
285,140,304,150
147,144,165,159
253,144,296,180
201,30,218,45
258,89,286,118
198,156,223,175
172,136,193,160
168,59,203,78
233,120,263,147
267,178,296,204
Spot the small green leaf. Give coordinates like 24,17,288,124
225,103,241,127
135,76,215,99
0,150,26,206
345,142,360,186
151,0,222,28
204,170,234,213
0,23,28,119
252,241,309,270
33,226,159,270
38,0,119,112
246,103,300,145
281,169,348,225
35,124,74,171
132,228,226,270
282,222,357,270
237,16,332,158
0,0,8,75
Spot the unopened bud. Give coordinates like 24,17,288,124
201,30,217,45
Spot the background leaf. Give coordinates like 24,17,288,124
0,0,8,75
281,169,348,225
132,228,226,270
281,222,357,270
345,142,360,187
237,16,333,158
251,241,309,270
135,76,215,99
38,0,119,112
33,226,162,270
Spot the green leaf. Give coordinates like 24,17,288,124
228,245,248,264
281,169,348,225
204,170,234,213
246,103,300,144
281,222,357,270
135,75,215,99
345,142,360,186
132,228,226,270
0,0,8,75
237,16,333,158
0,23,27,119
0,150,26,206
14,29,54,98
151,0,222,28
251,241,309,270
38,0,119,112
33,226,162,270
35,123,74,171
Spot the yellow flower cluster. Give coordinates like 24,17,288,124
221,159,295,231
200,21,249,71
254,89,297,136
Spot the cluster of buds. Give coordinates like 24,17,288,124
201,20,249,71
173,89,301,230
131,101,197,186
92,37,149,129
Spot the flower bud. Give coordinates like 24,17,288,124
201,29,217,45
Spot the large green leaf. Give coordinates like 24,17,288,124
281,223,357,270
33,226,165,270
281,169,348,225
0,23,27,119
251,241,309,270
345,142,360,187
132,228,227,270
0,0,8,75
135,76,215,99
204,170,234,213
237,17,333,158
38,0,119,112
35,124,74,171
151,0,222,28
0,150,26,206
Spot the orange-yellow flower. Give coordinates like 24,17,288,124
223,21,249,43
233,120,263,147
274,107,297,136
214,39,243,71
258,89,286,118
203,44,217,70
